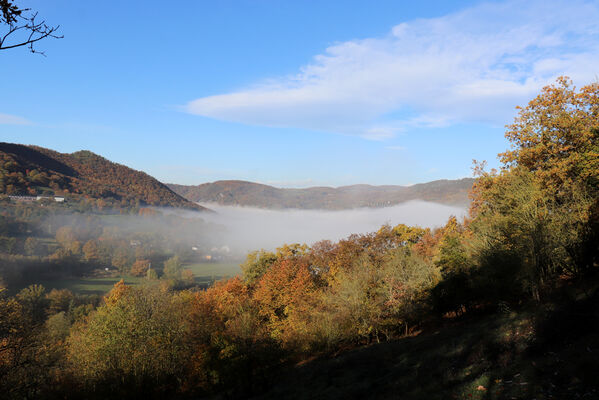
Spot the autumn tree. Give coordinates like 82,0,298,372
253,258,318,345
130,259,150,277
55,226,76,247
68,284,191,396
1,285,58,398
16,284,48,324
0,296,41,398
46,288,74,315
471,168,592,300
320,249,437,344
469,77,599,299
23,236,38,256
501,77,599,194
146,268,158,280
433,216,471,277
186,277,280,392
111,246,133,274
163,255,182,279
82,239,101,263
241,250,277,284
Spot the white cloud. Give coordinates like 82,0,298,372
0,113,32,125
186,0,599,139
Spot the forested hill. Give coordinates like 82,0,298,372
0,142,205,210
168,178,475,209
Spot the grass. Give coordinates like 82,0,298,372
36,276,146,295
32,262,242,294
184,261,242,285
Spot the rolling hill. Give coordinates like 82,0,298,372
168,178,475,210
0,142,205,210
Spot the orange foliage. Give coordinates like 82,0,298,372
501,77,599,193
130,259,151,277
253,258,317,343
201,276,252,321
104,280,130,306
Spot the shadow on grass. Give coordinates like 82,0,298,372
34,276,145,295
251,290,599,400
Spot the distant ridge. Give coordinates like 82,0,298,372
168,178,474,210
0,142,205,210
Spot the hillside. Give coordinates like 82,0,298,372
168,178,475,209
0,142,205,210
252,287,599,400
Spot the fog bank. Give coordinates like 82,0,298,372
198,201,466,252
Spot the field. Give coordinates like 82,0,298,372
37,276,146,295
34,262,242,295
184,261,242,285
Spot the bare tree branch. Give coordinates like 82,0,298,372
0,1,62,55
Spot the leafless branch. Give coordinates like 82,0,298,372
0,2,62,55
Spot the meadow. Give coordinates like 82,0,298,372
184,262,241,285
35,262,242,294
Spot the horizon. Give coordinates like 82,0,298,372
2,0,599,187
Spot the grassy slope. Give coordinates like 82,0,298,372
251,284,599,400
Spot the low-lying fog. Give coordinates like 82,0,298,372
199,201,466,252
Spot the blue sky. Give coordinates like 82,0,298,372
1,0,598,187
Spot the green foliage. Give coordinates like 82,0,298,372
318,249,439,344
111,246,133,274
45,311,70,341
0,291,57,400
23,237,39,256
0,236,17,254
241,249,277,284
68,285,191,396
163,255,182,279
471,168,593,299
16,284,48,323
464,78,599,301
501,77,599,194
46,288,74,315
146,267,158,280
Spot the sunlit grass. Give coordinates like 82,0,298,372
184,261,242,285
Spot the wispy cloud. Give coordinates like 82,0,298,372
185,0,599,140
0,113,32,125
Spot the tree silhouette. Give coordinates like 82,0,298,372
0,0,62,55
